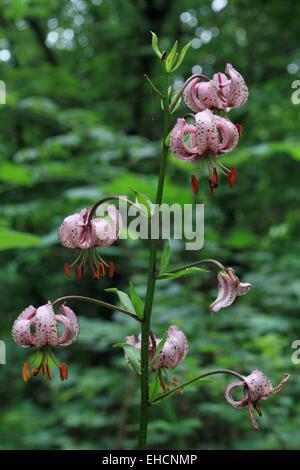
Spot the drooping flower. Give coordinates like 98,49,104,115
183,63,248,112
225,370,290,430
58,204,122,280
210,267,251,314
12,302,79,381
170,110,239,192
125,325,188,371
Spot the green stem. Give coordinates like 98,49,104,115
151,369,245,404
88,195,140,223
138,68,170,449
52,295,141,322
157,258,225,277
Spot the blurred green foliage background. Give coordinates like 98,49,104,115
0,0,300,450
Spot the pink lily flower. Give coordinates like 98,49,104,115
125,325,188,370
58,204,122,280
12,302,79,381
170,110,239,192
210,267,251,314
225,370,290,430
183,63,248,112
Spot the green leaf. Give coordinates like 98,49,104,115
0,227,42,250
149,332,168,370
166,40,178,72
113,343,141,375
149,370,161,402
129,282,144,319
157,267,208,280
170,94,182,114
171,41,191,72
0,162,33,185
160,240,172,272
130,186,153,216
150,31,162,59
105,288,135,313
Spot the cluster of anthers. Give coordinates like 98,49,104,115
170,63,248,194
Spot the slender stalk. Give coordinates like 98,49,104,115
88,195,140,223
138,67,170,449
52,295,141,322
157,258,225,277
151,369,246,404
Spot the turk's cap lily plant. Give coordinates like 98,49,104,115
170,110,239,193
183,63,249,113
225,370,290,430
58,204,122,280
210,267,251,314
12,302,79,381
126,325,188,370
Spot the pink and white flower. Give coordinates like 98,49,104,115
225,370,290,430
12,302,79,381
183,64,248,112
125,325,188,371
58,204,122,280
210,267,251,314
170,110,239,192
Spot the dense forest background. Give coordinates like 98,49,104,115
0,0,300,450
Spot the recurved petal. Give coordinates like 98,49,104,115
167,325,188,362
268,373,290,397
237,282,252,296
170,118,199,162
183,76,208,112
224,380,249,409
12,318,35,347
155,326,188,369
226,63,249,109
57,304,80,346
247,403,259,431
77,208,97,249
16,305,36,321
215,116,239,154
195,110,219,155
35,302,58,347
94,205,123,248
58,212,82,248
244,369,273,401
210,270,238,313
212,72,231,108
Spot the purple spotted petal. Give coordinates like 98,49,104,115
35,302,58,347
12,305,36,348
183,76,218,112
244,369,273,402
155,326,188,369
226,63,249,110
195,110,219,155
58,212,82,248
